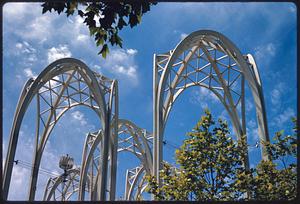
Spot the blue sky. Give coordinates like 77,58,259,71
2,2,297,200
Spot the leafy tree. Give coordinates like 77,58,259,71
147,109,251,201
41,1,156,58
147,110,297,201
249,117,297,200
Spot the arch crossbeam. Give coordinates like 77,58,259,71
75,119,153,201
43,168,90,201
4,29,271,202
3,58,116,201
153,30,270,182
124,166,148,200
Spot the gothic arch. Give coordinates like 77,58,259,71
43,168,92,201
78,119,153,201
153,30,270,180
3,58,116,201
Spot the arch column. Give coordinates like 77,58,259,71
2,58,112,201
153,30,270,189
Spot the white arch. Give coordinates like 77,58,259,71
79,119,153,201
3,58,115,201
153,30,270,182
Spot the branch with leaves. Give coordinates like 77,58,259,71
147,109,297,201
42,1,156,58
147,109,250,201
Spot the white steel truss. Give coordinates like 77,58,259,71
124,166,148,200
43,119,153,201
79,119,153,200
3,30,270,202
153,30,270,182
3,58,118,201
43,168,91,201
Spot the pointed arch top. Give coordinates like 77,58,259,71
153,29,270,181
3,58,115,201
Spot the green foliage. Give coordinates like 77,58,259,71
264,118,297,166
147,109,297,201
41,1,156,58
250,160,296,200
147,109,250,200
253,117,297,200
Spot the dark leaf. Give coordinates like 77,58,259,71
41,1,155,58
129,13,139,28
98,44,109,58
78,10,84,17
117,17,127,30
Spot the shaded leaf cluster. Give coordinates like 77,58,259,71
41,1,156,58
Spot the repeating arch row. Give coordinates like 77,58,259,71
43,168,89,201
43,119,153,201
4,29,271,202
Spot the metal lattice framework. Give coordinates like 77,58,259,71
124,165,148,200
43,119,153,201
79,119,153,200
43,168,91,201
3,30,270,201
153,30,270,181
118,119,153,200
3,58,118,201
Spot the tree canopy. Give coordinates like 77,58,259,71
147,109,297,201
41,1,156,58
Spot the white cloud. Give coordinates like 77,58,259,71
189,86,219,108
246,119,259,142
101,48,139,84
71,110,87,126
247,119,256,129
3,128,61,200
180,33,188,40
75,15,84,25
4,3,139,87
8,166,30,200
24,15,53,43
273,107,295,126
245,99,254,112
111,65,137,79
77,34,89,42
23,68,37,78
246,127,259,142
288,4,296,13
15,41,37,62
4,3,89,46
254,43,276,65
271,89,280,104
3,3,31,20
15,43,23,49
94,65,101,70
126,49,138,55
47,44,72,64
270,82,285,105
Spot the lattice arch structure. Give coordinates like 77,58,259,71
153,30,270,181
43,168,90,201
79,119,153,201
2,58,118,201
43,119,153,201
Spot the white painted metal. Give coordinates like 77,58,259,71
124,166,148,200
3,58,115,201
153,30,270,184
43,168,90,201
4,30,270,202
76,119,153,201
